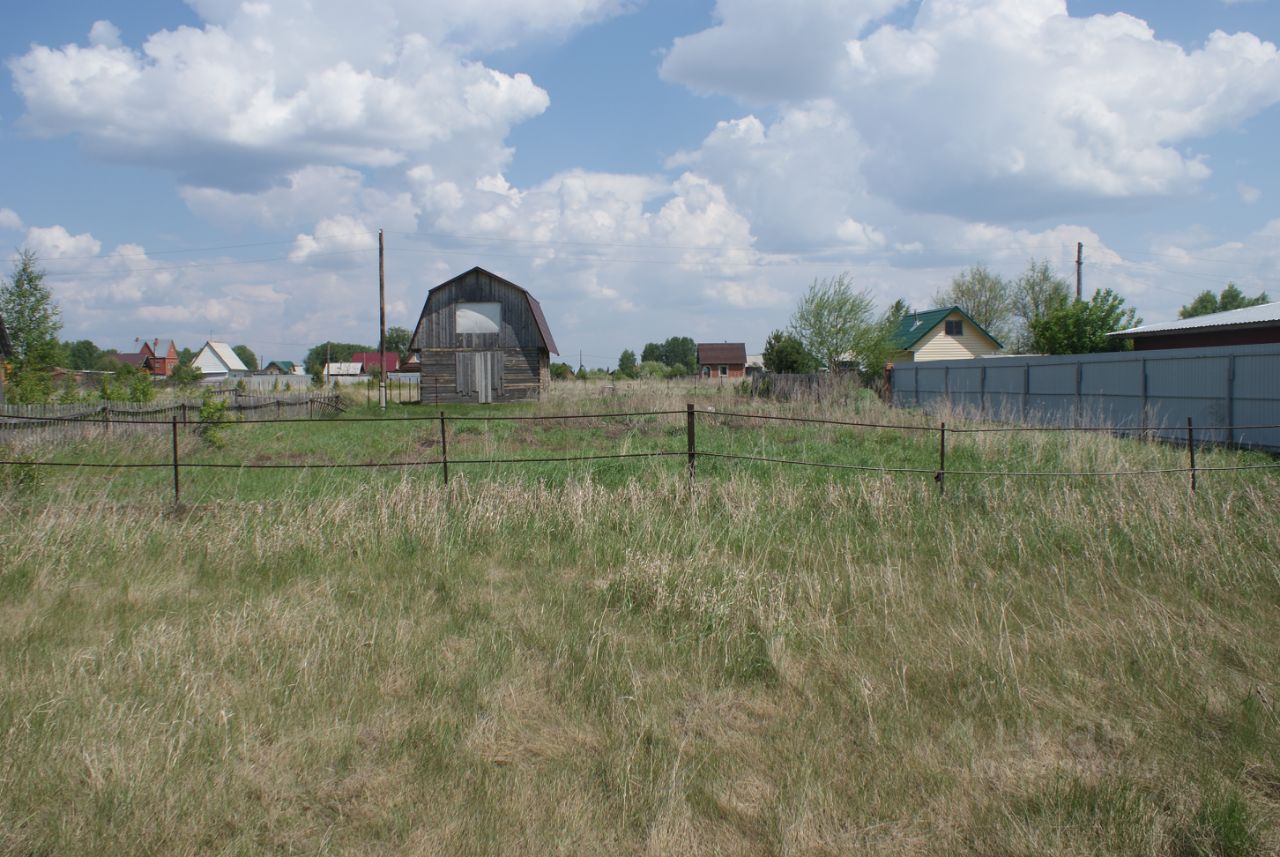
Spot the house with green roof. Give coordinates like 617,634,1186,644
890,306,1003,363
262,360,304,376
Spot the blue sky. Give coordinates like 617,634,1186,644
2,0,1279,367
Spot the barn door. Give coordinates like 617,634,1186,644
457,352,502,403
474,352,492,404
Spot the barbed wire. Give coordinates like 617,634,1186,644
5,403,1279,434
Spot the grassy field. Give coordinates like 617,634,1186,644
1,380,1278,855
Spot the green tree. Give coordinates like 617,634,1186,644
170,362,200,387
639,337,697,368
385,325,413,361
932,264,1013,343
787,272,880,374
663,336,697,370
128,372,157,403
636,360,667,379
762,330,818,373
1,250,62,401
1028,289,1140,355
64,339,104,370
617,348,638,379
178,346,196,366
1178,283,1270,319
232,344,258,372
550,362,574,380
1011,259,1072,353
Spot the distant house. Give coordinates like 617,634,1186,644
745,354,765,378
408,266,559,404
192,340,249,381
697,343,748,379
889,307,1002,363
119,338,179,377
1109,301,1280,351
321,362,363,382
351,351,400,375
262,360,305,376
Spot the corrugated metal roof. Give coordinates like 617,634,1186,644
698,342,747,364
891,306,1004,350
1112,300,1280,337
208,341,249,372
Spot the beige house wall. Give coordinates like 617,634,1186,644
911,310,1001,362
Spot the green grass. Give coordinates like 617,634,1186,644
1,380,1278,854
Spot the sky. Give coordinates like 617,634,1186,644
2,0,1279,368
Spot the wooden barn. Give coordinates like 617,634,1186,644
409,267,559,404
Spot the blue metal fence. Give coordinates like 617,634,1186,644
890,343,1280,450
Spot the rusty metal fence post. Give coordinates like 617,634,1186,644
440,411,449,485
686,403,696,484
171,416,181,508
936,421,946,495
1187,417,1197,494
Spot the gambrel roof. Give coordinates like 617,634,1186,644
411,266,559,355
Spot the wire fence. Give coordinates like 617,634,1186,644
2,403,1278,508
0,392,343,441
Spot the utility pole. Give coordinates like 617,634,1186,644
378,228,387,411
1076,241,1084,302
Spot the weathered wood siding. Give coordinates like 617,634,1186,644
412,269,552,403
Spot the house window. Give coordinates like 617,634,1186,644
719,365,728,377
456,302,501,334
945,320,964,336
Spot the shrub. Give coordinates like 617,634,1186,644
128,374,157,403
0,448,41,495
196,391,236,448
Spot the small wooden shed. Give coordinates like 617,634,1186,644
409,267,559,404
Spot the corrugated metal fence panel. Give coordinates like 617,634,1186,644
1145,356,1231,443
982,364,1025,422
890,343,1280,451
1081,359,1143,431
1234,353,1280,449
1027,363,1077,425
895,365,918,396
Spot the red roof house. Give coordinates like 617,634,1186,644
697,342,748,379
351,351,400,374
120,338,179,377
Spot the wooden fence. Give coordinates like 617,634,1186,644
0,392,342,443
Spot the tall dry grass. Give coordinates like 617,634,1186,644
1,381,1278,855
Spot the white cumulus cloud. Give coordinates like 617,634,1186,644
6,1,605,191
662,0,1280,220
